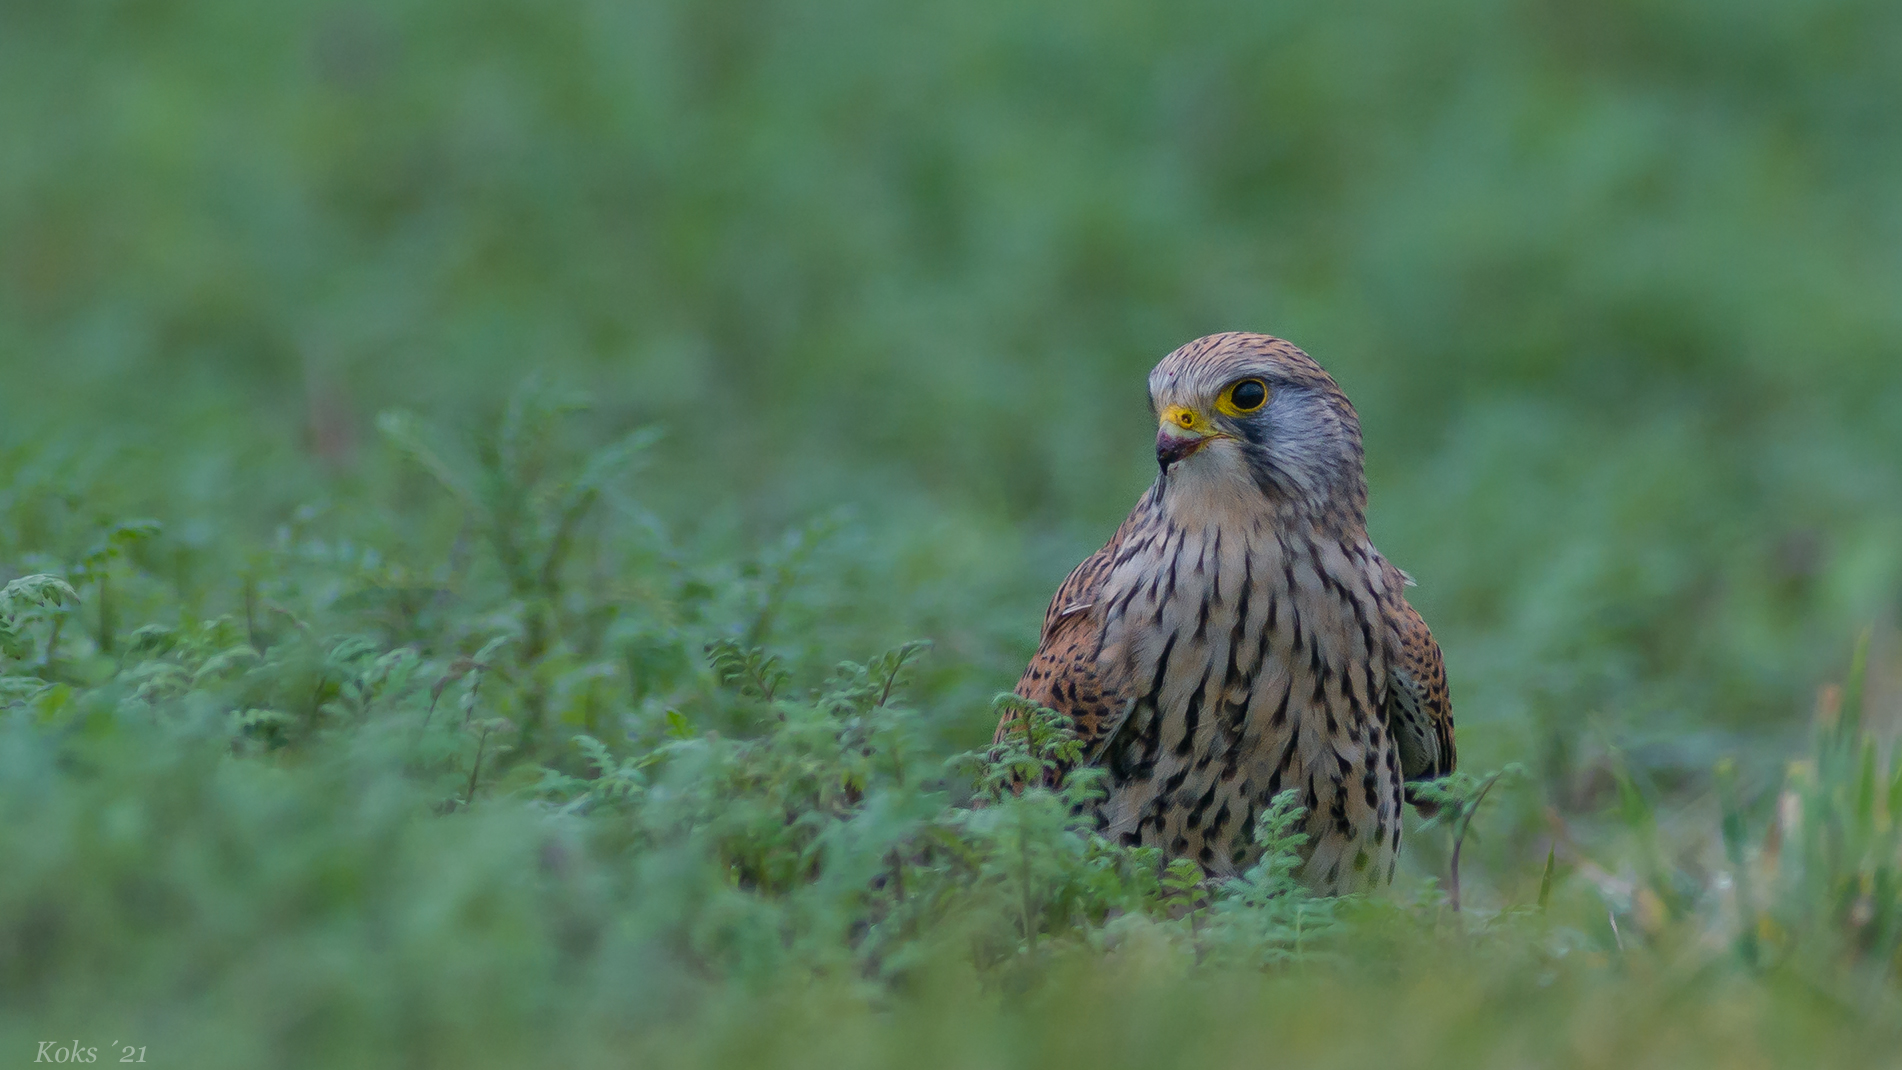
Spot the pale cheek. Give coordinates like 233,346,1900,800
1259,404,1337,474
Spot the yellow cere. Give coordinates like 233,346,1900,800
1159,404,1216,435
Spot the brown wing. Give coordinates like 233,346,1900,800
1385,596,1456,810
996,529,1134,763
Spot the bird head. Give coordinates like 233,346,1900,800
1148,332,1368,527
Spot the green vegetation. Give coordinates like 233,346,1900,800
2,0,1900,1065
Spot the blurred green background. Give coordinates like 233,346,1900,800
3,0,1901,1065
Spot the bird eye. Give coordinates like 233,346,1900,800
1224,379,1269,414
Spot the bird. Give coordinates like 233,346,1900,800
996,332,1454,893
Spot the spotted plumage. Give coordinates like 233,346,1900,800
998,332,1455,892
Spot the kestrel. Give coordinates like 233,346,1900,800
998,332,1454,892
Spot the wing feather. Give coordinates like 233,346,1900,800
996,529,1135,764
1385,597,1456,811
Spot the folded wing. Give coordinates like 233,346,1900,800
998,533,1133,766
1385,598,1456,810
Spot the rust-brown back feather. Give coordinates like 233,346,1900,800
1384,590,1456,807
1000,512,1140,760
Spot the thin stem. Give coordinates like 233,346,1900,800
95,573,115,655
1449,826,1465,914
243,575,260,651
42,614,65,669
464,725,491,809
1449,769,1509,913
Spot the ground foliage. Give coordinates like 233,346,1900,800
3,0,1902,1066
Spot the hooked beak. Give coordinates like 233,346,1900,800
1156,404,1219,470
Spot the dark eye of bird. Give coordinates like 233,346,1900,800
1229,379,1267,412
